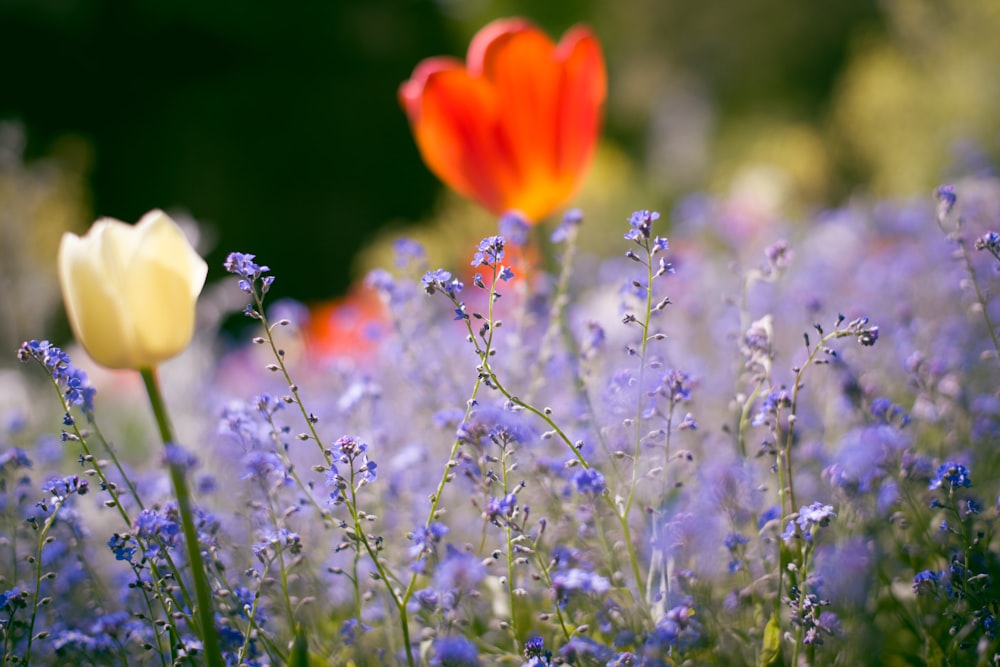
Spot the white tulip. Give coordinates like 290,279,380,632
58,210,207,369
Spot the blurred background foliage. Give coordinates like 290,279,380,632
1,0,998,353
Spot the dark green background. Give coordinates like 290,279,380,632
0,0,881,302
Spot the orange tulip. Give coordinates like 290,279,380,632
400,17,606,223
304,286,388,360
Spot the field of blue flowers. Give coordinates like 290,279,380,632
4,170,1000,667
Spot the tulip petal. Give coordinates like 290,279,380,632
477,23,563,219
59,227,138,369
401,18,606,223
407,62,512,215
133,210,209,300
305,286,386,360
123,211,208,366
554,27,606,197
58,210,207,370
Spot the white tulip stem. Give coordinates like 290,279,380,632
140,367,225,667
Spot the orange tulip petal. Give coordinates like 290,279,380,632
401,18,606,223
465,17,535,78
398,56,461,124
305,287,387,360
555,27,606,192
479,25,563,219
410,67,511,215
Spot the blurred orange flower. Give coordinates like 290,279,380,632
304,286,387,361
400,17,606,223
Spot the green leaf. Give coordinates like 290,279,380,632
290,626,310,667
759,614,781,667
925,639,944,667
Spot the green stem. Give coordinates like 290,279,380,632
34,358,177,662
24,495,68,665
248,288,414,665
499,446,520,652
140,367,225,667
936,212,1000,362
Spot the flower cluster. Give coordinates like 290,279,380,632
7,15,1000,662
224,252,273,294
17,340,95,417
9,171,1000,667
929,462,972,491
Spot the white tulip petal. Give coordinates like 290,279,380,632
58,230,138,369
56,209,207,370
133,210,209,298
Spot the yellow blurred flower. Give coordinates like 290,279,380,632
58,209,207,370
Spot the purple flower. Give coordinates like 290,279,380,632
0,447,32,472
523,635,548,660
42,474,89,498
752,390,790,426
857,325,878,347
134,507,182,556
912,569,943,597
393,237,426,269
824,424,909,494
471,236,505,267
414,587,439,611
434,545,485,593
17,340,96,415
982,610,999,639
975,230,1000,253
724,532,749,551
253,528,302,559
625,210,660,242
551,208,583,243
486,493,517,520
558,637,614,663
743,317,773,354
107,533,138,563
929,462,972,491
422,268,450,288
645,604,702,652
780,521,797,543
758,505,781,529
571,468,606,496
795,502,837,541
224,252,267,279
661,369,693,403
870,397,910,426
241,451,288,484
552,567,610,606
581,320,606,357
935,184,957,216
366,267,397,297
224,252,274,295
409,522,449,560
0,588,25,612
422,269,463,297
764,239,792,268
430,635,479,666
163,443,198,471
498,212,530,246
332,437,378,488
798,502,836,527
339,618,372,646
50,629,98,654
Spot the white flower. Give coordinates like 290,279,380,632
58,210,207,369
